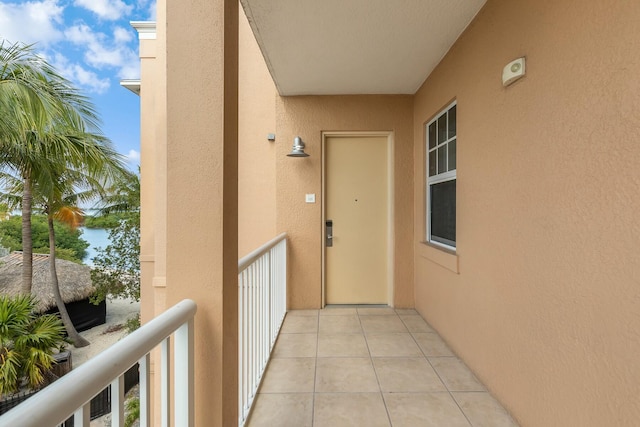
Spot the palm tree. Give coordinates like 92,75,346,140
40,171,89,347
0,41,102,294
45,209,90,347
2,145,127,347
41,166,113,348
0,294,66,396
0,202,8,220
94,168,140,215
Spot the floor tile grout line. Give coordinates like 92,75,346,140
409,326,432,361
450,390,476,427
410,313,474,426
254,310,516,426
311,311,319,427
359,310,394,427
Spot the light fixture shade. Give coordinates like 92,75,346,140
287,136,309,157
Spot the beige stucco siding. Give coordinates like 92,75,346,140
238,10,277,257
413,0,640,425
164,0,239,425
138,34,157,346
276,95,414,309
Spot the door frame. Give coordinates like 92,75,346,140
321,131,395,307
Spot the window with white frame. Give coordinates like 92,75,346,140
426,101,456,249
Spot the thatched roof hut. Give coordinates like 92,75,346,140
0,252,95,312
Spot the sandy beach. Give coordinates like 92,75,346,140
65,297,140,427
68,297,140,366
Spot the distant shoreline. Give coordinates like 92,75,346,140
81,227,110,266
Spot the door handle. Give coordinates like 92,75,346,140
326,220,333,247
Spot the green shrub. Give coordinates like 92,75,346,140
0,295,67,396
91,215,140,303
124,396,140,427
125,314,141,333
84,213,135,229
0,215,88,261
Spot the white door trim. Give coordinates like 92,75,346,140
321,131,395,307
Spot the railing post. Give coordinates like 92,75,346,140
175,317,194,426
269,247,274,345
161,337,171,427
111,376,125,427
73,403,90,427
139,353,151,427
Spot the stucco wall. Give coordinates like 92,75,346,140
413,0,640,425
138,33,156,335
238,11,277,257
140,4,166,425
276,95,414,309
164,0,239,425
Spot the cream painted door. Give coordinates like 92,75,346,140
325,136,388,304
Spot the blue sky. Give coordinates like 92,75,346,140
0,0,155,171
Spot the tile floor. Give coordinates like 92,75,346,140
246,307,519,427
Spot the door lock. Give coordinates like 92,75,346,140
325,220,333,247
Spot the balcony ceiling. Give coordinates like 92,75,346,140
240,0,486,96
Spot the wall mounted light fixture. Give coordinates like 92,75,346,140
286,136,309,157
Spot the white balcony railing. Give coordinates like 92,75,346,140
238,233,287,426
2,234,286,427
0,299,197,427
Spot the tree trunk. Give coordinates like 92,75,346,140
21,175,33,294
48,214,90,347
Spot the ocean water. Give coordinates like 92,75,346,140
81,227,110,266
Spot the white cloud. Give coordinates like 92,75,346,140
74,0,133,21
0,0,141,91
118,58,140,79
51,52,111,94
64,23,139,79
132,0,155,20
113,26,133,44
125,149,140,166
146,0,156,20
0,0,64,45
64,23,94,44
66,24,121,66
70,63,111,93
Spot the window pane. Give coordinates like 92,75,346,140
428,122,436,149
430,180,456,247
429,151,437,176
437,147,447,174
437,114,447,144
448,105,456,138
448,139,456,171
